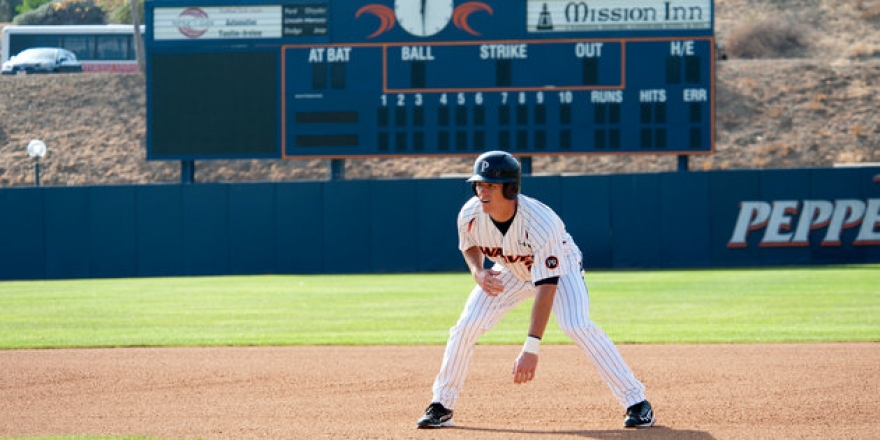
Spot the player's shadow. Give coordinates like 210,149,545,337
450,425,714,439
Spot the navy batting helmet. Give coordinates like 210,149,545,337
467,150,521,200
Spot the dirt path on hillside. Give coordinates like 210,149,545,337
1,344,877,439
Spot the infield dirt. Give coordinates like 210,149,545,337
2,343,878,439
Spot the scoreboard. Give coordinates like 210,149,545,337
144,0,715,160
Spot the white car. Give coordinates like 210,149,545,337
1,47,83,75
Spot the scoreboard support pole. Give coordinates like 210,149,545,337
521,157,532,176
330,158,345,180
181,160,195,184
677,155,689,172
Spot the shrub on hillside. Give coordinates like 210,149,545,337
724,18,810,59
96,0,142,24
14,0,48,15
13,0,104,24
0,0,23,21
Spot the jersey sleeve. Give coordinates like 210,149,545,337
529,212,569,284
457,198,479,252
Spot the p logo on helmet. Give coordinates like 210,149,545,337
467,151,521,200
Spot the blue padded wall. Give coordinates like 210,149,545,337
0,187,45,279
229,183,276,275
610,174,662,268
136,185,185,277
0,167,877,280
89,186,138,278
275,182,324,274
182,184,229,275
43,187,90,279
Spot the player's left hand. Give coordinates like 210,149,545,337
512,352,538,384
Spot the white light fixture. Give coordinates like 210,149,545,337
27,139,47,159
26,139,46,186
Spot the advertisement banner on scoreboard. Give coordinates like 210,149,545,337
153,6,283,40
527,0,713,32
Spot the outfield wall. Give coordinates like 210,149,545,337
1,167,878,280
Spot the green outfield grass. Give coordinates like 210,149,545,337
0,265,877,349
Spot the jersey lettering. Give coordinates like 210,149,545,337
478,246,534,271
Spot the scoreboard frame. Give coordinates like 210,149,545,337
144,0,716,161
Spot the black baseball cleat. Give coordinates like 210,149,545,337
416,402,454,428
624,400,656,428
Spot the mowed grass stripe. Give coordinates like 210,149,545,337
0,265,877,348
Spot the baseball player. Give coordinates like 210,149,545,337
416,150,655,429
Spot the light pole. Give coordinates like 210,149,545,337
27,139,46,186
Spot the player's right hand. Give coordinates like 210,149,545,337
512,351,538,384
476,269,503,296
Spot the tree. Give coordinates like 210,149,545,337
14,0,48,14
97,0,140,24
95,0,144,72
130,0,143,72
13,0,105,25
0,0,23,22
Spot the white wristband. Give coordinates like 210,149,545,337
523,336,541,355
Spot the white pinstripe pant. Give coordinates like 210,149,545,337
431,254,647,409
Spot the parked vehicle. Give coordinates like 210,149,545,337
2,25,142,73
1,47,83,74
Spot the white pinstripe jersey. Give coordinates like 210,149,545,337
458,194,581,284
